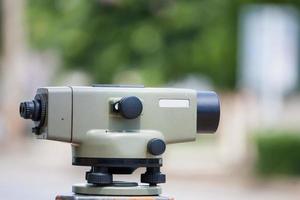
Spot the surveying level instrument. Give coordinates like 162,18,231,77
20,85,220,199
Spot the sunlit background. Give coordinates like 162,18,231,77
1,0,300,199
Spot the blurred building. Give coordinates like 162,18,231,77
238,4,299,128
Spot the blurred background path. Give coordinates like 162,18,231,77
1,140,300,200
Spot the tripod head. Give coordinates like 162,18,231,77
20,84,220,195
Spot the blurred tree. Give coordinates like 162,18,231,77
27,0,240,88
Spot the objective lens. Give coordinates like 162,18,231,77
19,100,41,121
196,91,220,133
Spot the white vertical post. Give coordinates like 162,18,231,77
1,0,28,139
238,5,299,127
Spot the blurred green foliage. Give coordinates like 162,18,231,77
255,131,300,176
26,0,300,87
27,0,238,87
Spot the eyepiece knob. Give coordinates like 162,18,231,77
19,100,41,121
197,91,220,133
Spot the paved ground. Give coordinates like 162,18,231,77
1,139,300,200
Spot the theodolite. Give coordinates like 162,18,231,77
19,84,220,200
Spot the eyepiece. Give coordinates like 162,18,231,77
197,91,220,133
19,100,41,121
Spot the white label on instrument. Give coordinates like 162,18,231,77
159,99,190,108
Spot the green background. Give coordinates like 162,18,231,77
26,0,300,88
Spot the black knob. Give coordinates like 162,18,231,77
141,167,166,185
19,100,41,121
86,167,113,185
116,96,143,119
147,139,166,156
197,91,220,133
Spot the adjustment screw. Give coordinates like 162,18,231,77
148,139,166,156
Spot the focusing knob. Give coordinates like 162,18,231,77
116,96,143,119
148,139,166,156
